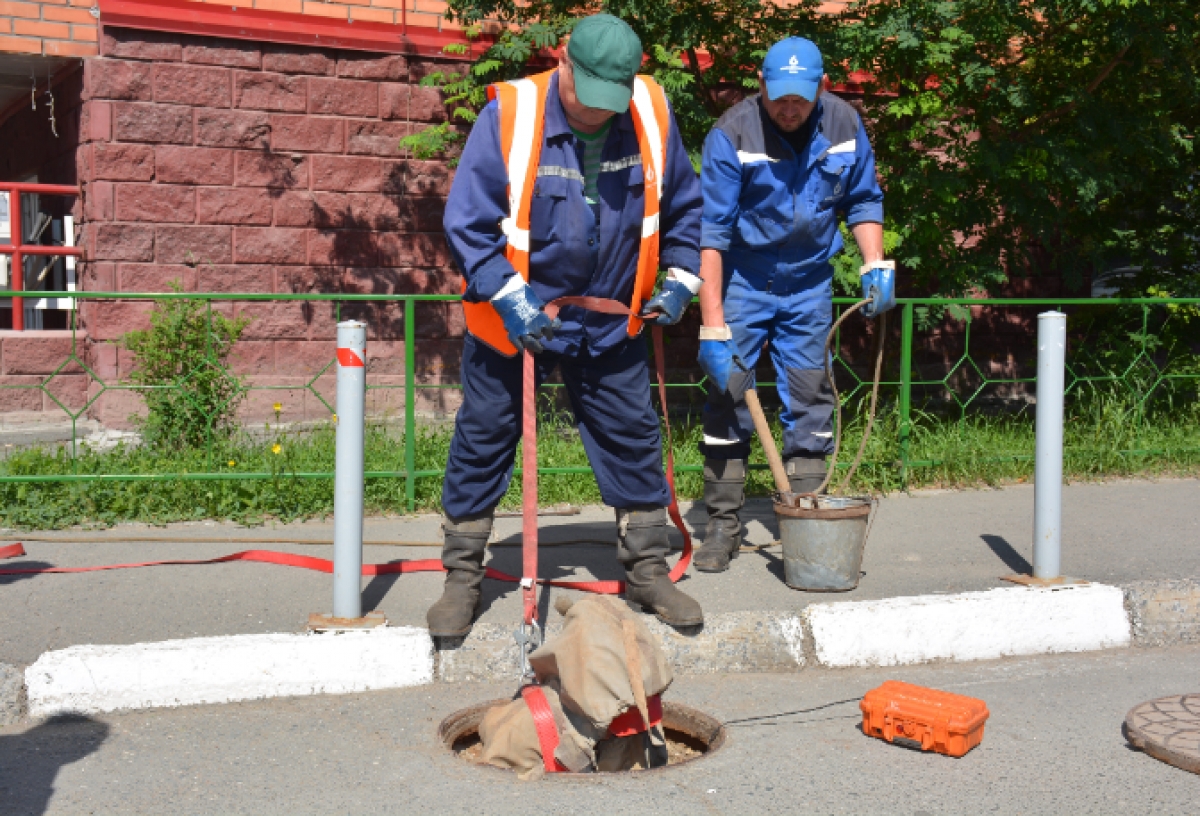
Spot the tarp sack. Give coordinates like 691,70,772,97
530,595,673,733
478,685,597,780
477,596,674,777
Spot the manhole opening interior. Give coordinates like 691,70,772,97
439,699,727,775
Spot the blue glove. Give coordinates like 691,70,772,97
698,337,751,401
860,261,896,318
641,279,693,326
641,269,700,326
491,280,561,354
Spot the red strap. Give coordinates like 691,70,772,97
607,694,663,737
520,684,567,773
521,349,539,626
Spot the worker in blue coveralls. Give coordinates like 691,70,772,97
429,14,705,636
692,37,896,572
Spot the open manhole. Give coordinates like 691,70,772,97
439,699,727,775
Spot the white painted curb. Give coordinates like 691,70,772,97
806,583,1131,668
25,627,434,718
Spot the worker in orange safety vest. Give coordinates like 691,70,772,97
430,14,704,637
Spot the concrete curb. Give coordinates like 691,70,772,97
8,579,1200,721
1124,578,1200,648
0,662,25,727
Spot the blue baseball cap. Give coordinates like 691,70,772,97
762,37,823,101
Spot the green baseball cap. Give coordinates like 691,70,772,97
566,14,643,114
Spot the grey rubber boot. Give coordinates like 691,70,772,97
426,511,493,637
617,506,704,628
693,458,746,573
785,455,827,495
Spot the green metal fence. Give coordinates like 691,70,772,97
2,291,1198,510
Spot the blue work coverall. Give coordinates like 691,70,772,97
700,93,884,461
442,71,702,519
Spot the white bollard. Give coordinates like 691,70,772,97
1033,311,1066,580
333,320,366,619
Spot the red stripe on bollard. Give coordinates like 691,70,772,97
336,348,365,367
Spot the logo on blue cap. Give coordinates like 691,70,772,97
763,38,823,101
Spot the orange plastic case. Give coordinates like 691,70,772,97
860,681,989,757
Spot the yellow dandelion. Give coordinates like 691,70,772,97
228,460,236,467
272,443,282,455
273,402,282,413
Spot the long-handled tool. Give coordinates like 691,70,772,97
743,386,792,497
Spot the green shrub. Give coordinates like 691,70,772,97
117,285,251,449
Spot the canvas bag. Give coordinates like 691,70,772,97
477,596,674,776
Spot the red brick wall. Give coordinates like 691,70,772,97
0,0,99,58
75,26,467,427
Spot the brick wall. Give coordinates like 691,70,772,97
0,0,99,57
75,26,468,428
0,0,476,60
181,0,464,32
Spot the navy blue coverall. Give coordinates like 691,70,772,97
699,93,884,461
441,71,702,519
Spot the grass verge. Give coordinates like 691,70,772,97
0,396,1196,530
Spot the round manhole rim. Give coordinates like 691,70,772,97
438,698,728,778
1124,693,1200,775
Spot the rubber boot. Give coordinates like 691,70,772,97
426,511,493,637
785,454,827,495
617,506,704,628
693,458,746,573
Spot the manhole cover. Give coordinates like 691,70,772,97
439,699,726,777
1124,694,1200,774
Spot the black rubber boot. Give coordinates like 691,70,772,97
785,454,827,495
426,511,493,637
694,458,746,573
617,506,704,628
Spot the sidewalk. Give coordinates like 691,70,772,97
3,478,1199,717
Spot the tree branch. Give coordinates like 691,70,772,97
1010,42,1132,139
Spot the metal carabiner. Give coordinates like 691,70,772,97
513,620,543,683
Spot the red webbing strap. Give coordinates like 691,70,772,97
0,541,447,576
607,694,663,738
520,684,567,773
521,349,539,626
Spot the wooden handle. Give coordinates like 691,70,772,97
743,388,791,495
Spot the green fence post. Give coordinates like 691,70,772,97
404,298,416,513
899,302,914,489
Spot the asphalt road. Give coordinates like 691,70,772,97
2,644,1198,815
3,478,1198,666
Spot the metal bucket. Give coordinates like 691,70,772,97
775,496,872,591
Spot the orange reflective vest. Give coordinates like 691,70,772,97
461,69,673,356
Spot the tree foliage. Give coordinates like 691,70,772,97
839,0,1200,297
405,0,1200,298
